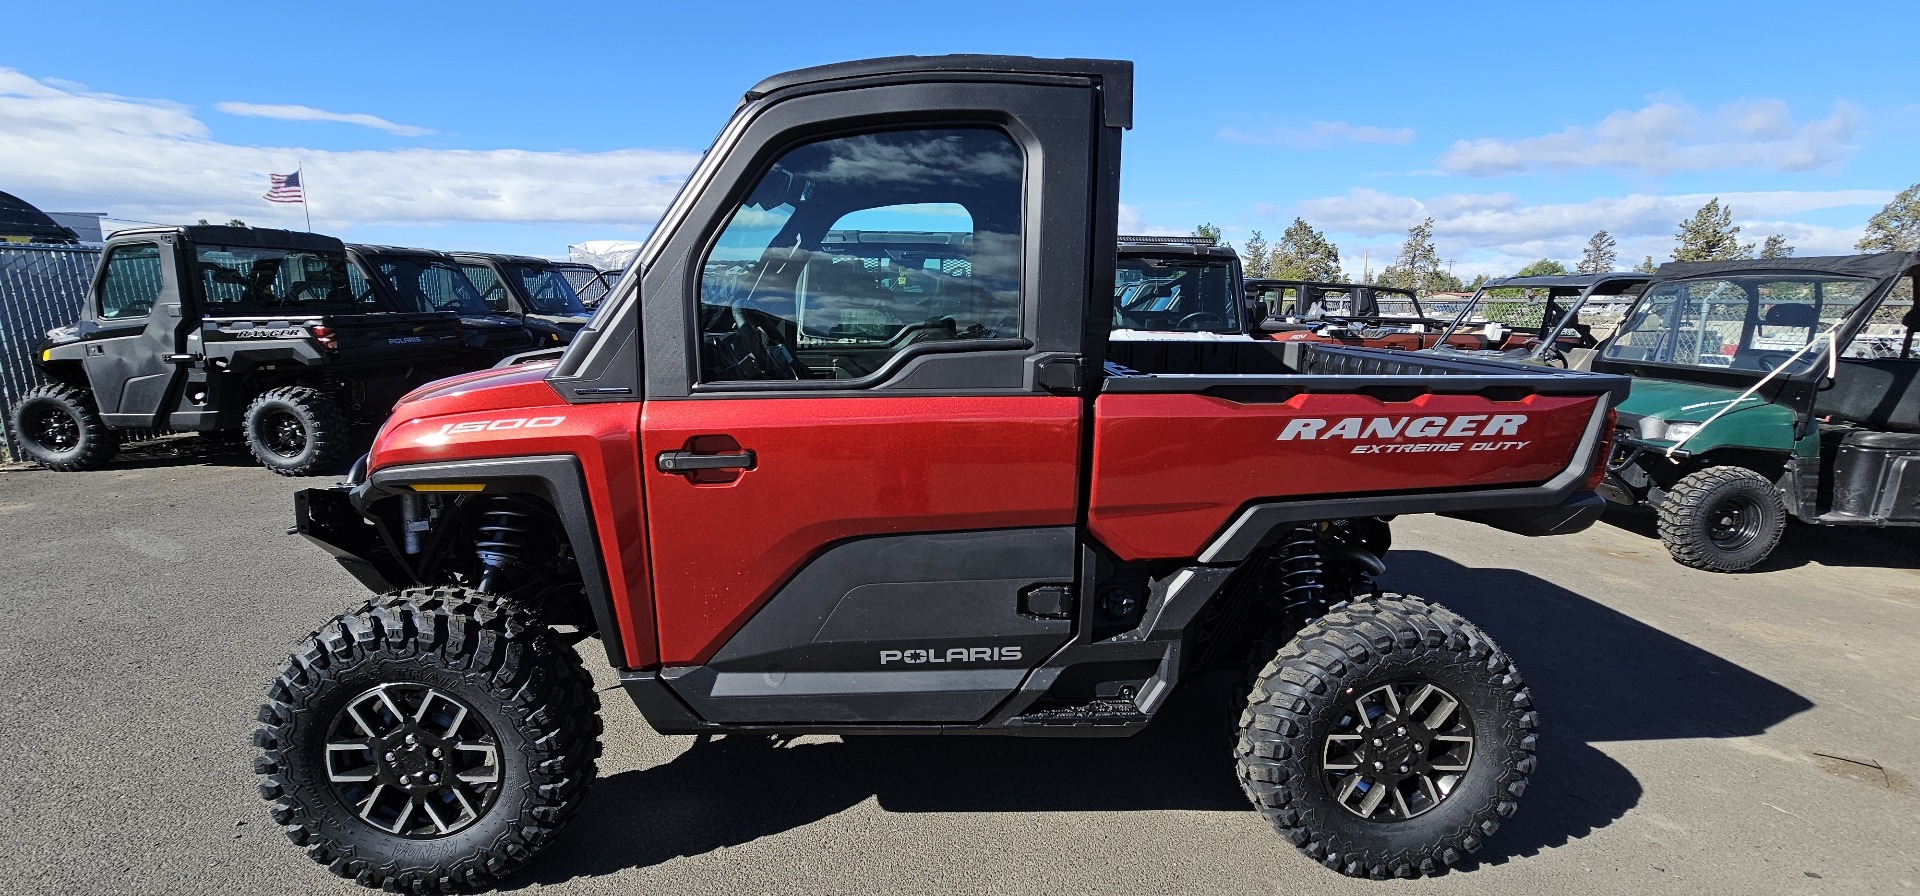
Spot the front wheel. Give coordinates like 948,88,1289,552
1656,466,1787,572
8,383,119,471
254,587,601,892
243,386,349,476
1235,595,1536,879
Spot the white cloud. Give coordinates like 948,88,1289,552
1116,203,1185,236
1297,187,1888,272
1220,119,1415,148
215,101,434,137
0,68,699,232
1437,99,1863,176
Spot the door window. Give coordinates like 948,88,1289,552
98,243,163,319
696,127,1023,383
461,263,510,313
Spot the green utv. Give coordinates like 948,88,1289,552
1593,252,1920,571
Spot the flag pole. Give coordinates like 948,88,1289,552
300,165,312,232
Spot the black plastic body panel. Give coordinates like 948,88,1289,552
304,455,628,667
662,529,1076,725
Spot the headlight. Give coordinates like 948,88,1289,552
1663,421,1702,442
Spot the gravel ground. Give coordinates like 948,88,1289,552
1,449,1915,895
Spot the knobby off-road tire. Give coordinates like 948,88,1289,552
1235,595,1537,879
255,586,601,892
243,386,350,476
1657,465,1787,572
8,383,118,471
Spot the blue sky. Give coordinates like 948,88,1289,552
3,0,1914,277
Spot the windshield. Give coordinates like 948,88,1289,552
195,245,372,313
506,264,588,316
369,256,489,316
1113,256,1240,333
1604,274,1875,374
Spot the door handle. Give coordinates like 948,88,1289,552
164,353,201,364
656,449,755,473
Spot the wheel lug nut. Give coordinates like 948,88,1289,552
431,748,443,759
1373,761,1384,770
1399,765,1409,773
1396,726,1406,735
405,734,417,745
1372,738,1383,746
384,752,395,762
1413,743,1423,751
428,773,438,783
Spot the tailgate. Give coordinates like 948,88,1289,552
1088,346,1627,561
323,311,463,364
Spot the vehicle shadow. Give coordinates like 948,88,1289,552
1599,506,1920,571
509,552,1812,887
1387,550,1815,868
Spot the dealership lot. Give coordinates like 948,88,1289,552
1,448,1915,896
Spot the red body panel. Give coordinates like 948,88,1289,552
1088,391,1599,560
368,364,657,669
639,396,1081,666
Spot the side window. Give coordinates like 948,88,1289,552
696,127,1023,383
462,263,508,313
98,243,163,319
345,263,381,306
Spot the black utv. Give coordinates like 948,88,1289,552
8,225,462,475
347,245,540,364
451,252,592,345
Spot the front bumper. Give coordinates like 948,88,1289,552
293,486,404,594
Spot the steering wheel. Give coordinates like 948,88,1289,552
1515,339,1567,367
1178,312,1229,331
731,306,801,380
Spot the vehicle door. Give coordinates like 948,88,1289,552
459,260,517,316
81,238,192,427
637,78,1107,725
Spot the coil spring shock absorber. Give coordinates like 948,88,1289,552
1273,524,1328,619
474,498,532,594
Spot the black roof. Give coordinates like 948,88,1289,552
745,55,1133,129
349,243,457,259
1656,252,1920,284
1118,241,1238,260
450,251,556,266
0,191,79,244
109,224,344,253
1484,272,1654,290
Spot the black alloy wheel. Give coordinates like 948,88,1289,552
324,684,503,838
1657,465,1788,572
7,383,118,471
1321,680,1475,822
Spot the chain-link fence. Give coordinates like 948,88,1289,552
0,245,99,460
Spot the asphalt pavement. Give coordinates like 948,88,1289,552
1,445,1915,895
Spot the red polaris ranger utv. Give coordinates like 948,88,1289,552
255,56,1628,890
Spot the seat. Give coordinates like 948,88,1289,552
1815,359,1920,433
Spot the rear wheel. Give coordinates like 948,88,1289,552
8,383,118,471
244,386,349,476
1657,466,1787,572
254,587,600,893
1235,595,1536,879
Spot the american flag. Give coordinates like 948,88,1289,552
264,171,304,204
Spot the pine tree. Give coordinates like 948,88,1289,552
1516,259,1569,277
1673,198,1753,261
1858,183,1920,252
1467,273,1491,290
1376,217,1462,294
1759,234,1794,259
1635,256,1660,273
1241,230,1270,278
1576,230,1617,274
1193,223,1223,246
1270,218,1343,282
